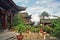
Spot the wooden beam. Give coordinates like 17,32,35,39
1,9,6,14
0,0,11,10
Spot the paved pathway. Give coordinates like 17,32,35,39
22,33,59,40
0,31,17,40
23,33,48,40
0,31,59,40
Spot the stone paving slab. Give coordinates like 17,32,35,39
0,32,59,40
0,32,17,40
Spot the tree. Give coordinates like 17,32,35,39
51,16,60,38
13,14,32,33
40,11,50,29
13,14,27,33
40,11,50,19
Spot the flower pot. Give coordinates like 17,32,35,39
16,34,23,40
40,29,43,33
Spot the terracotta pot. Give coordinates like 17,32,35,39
16,34,23,40
40,29,43,33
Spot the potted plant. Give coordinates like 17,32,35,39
13,15,26,40
16,30,23,40
16,24,26,40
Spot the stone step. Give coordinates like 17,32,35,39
0,32,17,40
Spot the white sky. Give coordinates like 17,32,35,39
13,0,60,22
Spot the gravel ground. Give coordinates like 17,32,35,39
22,33,59,40
0,31,59,40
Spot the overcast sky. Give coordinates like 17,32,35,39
13,0,60,22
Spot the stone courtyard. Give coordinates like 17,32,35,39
0,31,59,40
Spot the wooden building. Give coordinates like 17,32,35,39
40,19,58,26
0,0,26,30
19,12,34,25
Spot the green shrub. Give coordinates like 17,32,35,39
51,18,60,38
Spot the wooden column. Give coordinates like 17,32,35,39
3,13,7,29
1,9,8,30
13,13,15,21
10,13,13,28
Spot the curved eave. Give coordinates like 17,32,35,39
9,0,26,11
0,0,11,10
0,0,26,12
17,6,26,11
